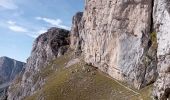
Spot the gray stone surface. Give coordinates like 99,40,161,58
0,57,25,84
7,27,70,100
0,57,25,100
78,0,157,89
70,12,83,56
153,0,170,99
7,0,170,99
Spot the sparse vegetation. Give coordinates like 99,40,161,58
25,52,153,100
151,32,158,48
131,84,153,100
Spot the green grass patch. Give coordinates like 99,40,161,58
25,52,153,100
131,84,153,100
151,32,158,49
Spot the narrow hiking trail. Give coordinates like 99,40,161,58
98,70,141,99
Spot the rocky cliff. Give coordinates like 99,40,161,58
7,0,170,100
76,0,158,89
7,28,70,100
153,0,170,99
0,56,25,100
70,12,83,56
72,0,169,99
0,56,25,84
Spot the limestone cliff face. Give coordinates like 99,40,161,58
7,0,170,99
70,12,83,55
78,0,157,89
153,0,170,99
8,28,70,100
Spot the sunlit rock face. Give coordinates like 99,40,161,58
70,12,83,49
7,28,70,100
153,0,170,99
79,0,157,89
8,0,170,99
70,12,83,56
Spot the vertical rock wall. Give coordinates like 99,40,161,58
79,0,157,89
153,0,170,99
70,12,83,49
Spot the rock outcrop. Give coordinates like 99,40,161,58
0,56,25,84
70,12,83,55
153,0,170,99
0,56,25,100
7,28,70,100
77,0,157,89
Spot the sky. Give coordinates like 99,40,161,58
0,0,84,62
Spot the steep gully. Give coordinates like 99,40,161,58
141,0,156,88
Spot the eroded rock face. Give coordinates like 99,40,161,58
153,0,170,99
0,56,25,84
79,0,157,89
0,57,25,84
7,27,70,100
70,12,83,55
0,57,25,100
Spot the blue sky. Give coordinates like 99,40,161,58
0,0,84,62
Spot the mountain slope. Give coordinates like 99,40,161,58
24,51,153,100
0,56,25,99
0,56,25,84
7,27,70,100
7,0,170,100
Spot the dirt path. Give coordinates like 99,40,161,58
98,70,140,95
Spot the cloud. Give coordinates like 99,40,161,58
7,20,16,25
36,17,62,26
6,20,47,38
7,21,28,32
25,33,40,38
36,29,47,34
9,25,28,32
29,29,47,38
0,0,18,10
36,17,70,30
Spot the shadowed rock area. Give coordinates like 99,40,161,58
0,57,25,83
0,56,25,100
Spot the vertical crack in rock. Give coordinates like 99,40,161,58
140,0,158,88
150,0,155,33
